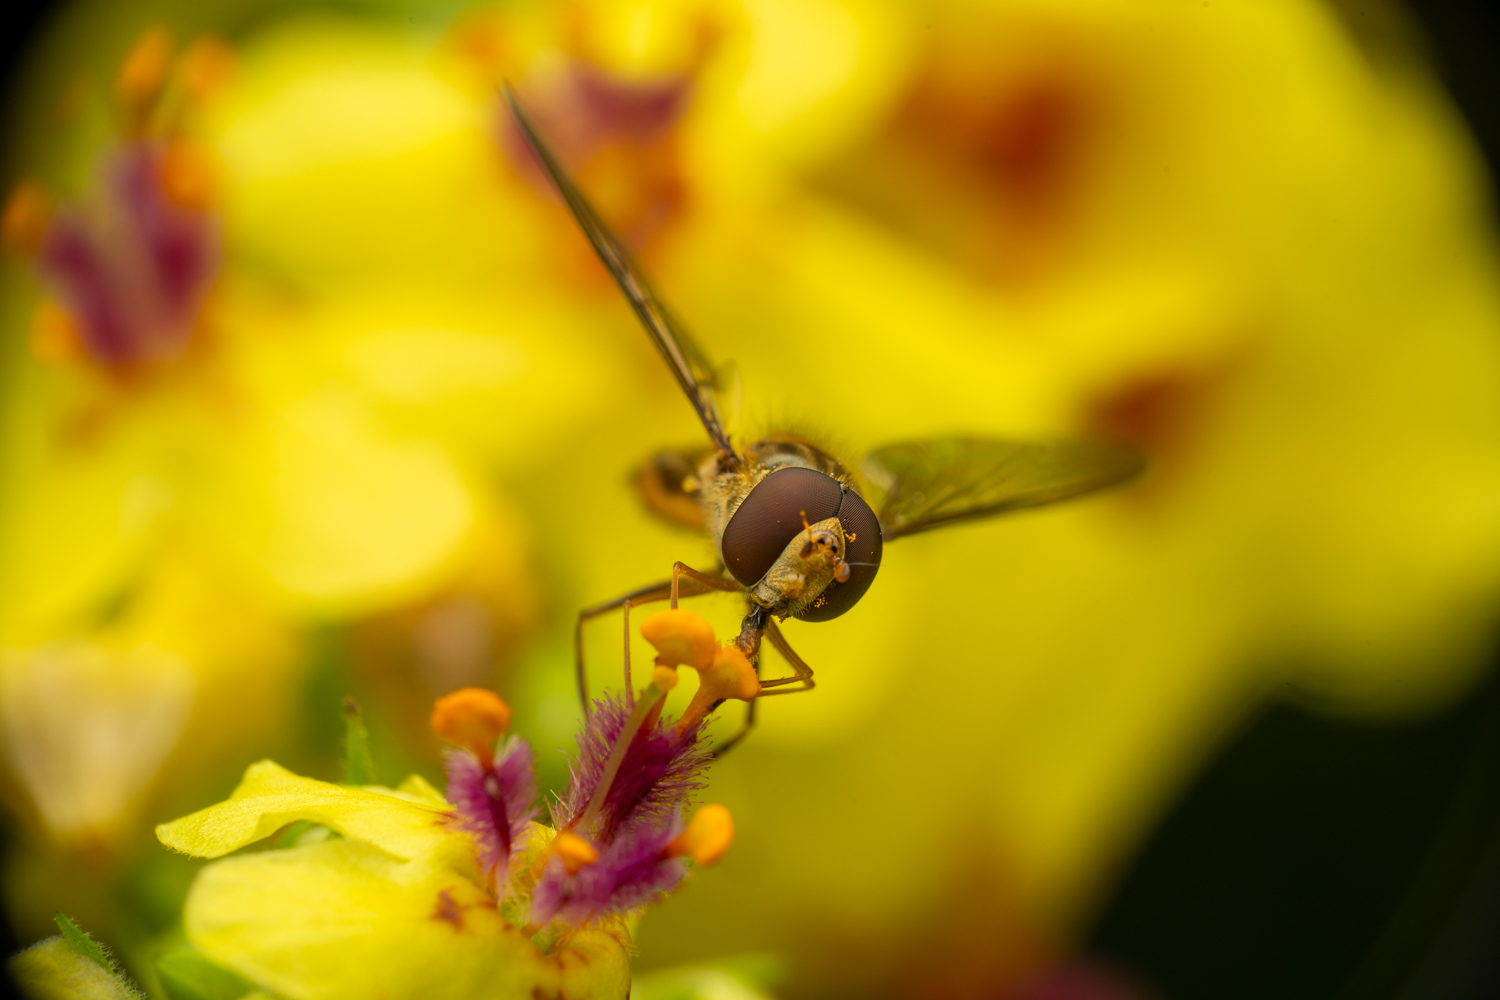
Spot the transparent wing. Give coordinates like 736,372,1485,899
862,437,1146,540
503,85,737,458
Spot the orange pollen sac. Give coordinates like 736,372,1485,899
2,181,52,256
664,804,735,866
674,645,760,736
640,609,717,670
554,832,599,874
700,646,760,703
430,688,512,762
117,27,173,117
30,302,80,363
159,142,217,211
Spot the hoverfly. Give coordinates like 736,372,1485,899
504,87,1144,750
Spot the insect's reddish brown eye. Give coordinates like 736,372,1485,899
721,468,844,586
795,487,882,622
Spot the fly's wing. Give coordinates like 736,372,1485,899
503,85,737,459
863,437,1145,540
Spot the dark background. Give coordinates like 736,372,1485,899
1,2,1498,998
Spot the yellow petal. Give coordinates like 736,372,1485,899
0,641,193,844
391,774,449,809
196,392,474,615
185,838,630,1000
156,760,460,867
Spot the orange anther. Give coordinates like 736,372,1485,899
159,142,216,211
554,831,599,874
117,27,173,116
430,688,512,765
674,645,760,736
664,804,734,866
30,302,79,363
3,181,51,255
705,646,760,702
640,609,717,670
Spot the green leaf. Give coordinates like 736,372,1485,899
343,696,377,786
156,947,260,1000
54,913,115,974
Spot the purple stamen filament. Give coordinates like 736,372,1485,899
574,677,670,834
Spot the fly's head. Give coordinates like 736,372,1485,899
752,515,846,615
719,466,884,622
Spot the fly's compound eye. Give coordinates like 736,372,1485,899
718,466,884,621
721,467,843,587
795,486,882,622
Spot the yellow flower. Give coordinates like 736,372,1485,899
157,760,632,1000
0,25,499,628
155,666,742,999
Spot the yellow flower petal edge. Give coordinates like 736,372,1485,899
185,838,630,1000
156,760,458,865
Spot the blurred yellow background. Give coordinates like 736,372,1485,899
3,0,1500,997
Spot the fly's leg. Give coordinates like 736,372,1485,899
574,565,739,714
710,695,758,759
710,616,814,759
622,566,735,705
757,617,816,694
670,561,738,608
576,580,670,715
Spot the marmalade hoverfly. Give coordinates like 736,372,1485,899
505,87,1144,751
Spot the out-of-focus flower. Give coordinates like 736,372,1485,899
0,26,495,628
0,555,296,856
156,630,745,997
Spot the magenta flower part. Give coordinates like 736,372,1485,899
529,813,688,925
554,692,710,843
37,142,219,365
443,735,537,883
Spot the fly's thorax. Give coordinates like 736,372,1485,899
702,436,856,544
750,516,845,616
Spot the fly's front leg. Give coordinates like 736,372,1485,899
757,617,816,695
710,695,758,759
709,608,813,758
670,561,738,608
576,580,671,715
575,566,739,713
